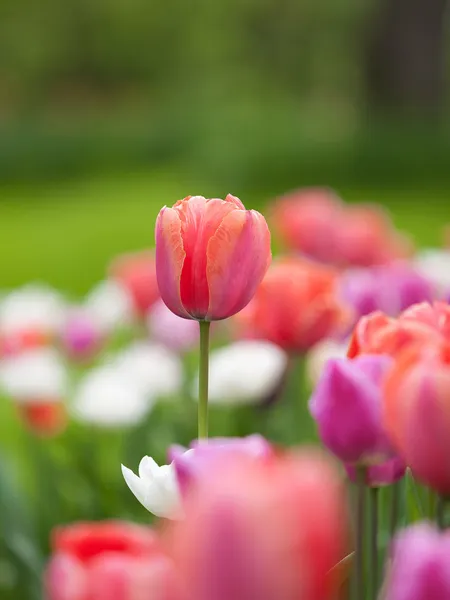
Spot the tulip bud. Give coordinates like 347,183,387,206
155,195,271,321
382,523,450,600
309,355,394,465
384,342,450,495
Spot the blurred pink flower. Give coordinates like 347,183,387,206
147,299,199,352
60,310,103,361
345,456,406,487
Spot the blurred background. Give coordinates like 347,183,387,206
0,1,450,598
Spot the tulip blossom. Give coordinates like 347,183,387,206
345,456,406,487
0,348,67,436
271,188,411,267
122,435,273,518
414,248,450,298
72,366,152,428
45,521,176,600
84,280,134,335
191,340,288,405
236,257,349,353
348,302,450,359
109,250,160,316
113,342,183,400
309,354,394,465
166,450,349,600
382,523,450,600
147,299,199,353
306,338,349,386
155,194,271,321
384,342,450,495
340,264,434,323
60,309,103,361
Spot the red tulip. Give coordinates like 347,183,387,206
45,521,177,600
17,401,67,437
236,257,349,352
155,195,271,321
167,450,349,600
384,342,450,495
110,250,160,316
348,302,450,359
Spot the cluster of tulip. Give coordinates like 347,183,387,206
2,189,450,600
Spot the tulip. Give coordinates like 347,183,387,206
121,457,182,519
306,338,349,386
0,348,67,436
345,456,406,487
191,340,289,405
147,299,199,353
166,449,349,600
60,309,103,361
45,521,176,600
109,250,160,316
340,264,434,323
155,194,271,321
236,257,349,353
270,188,411,267
382,523,450,600
84,280,134,335
72,366,152,428
309,354,394,465
384,342,450,495
414,249,450,298
347,302,450,359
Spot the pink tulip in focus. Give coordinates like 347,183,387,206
345,456,406,487
110,250,160,316
45,521,178,600
166,450,349,600
147,299,199,352
155,195,271,321
382,523,450,600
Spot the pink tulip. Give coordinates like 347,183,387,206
166,450,349,600
60,310,103,361
155,195,271,321
345,456,406,487
45,521,177,600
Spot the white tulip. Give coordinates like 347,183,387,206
0,284,66,336
193,340,288,405
0,348,67,402
413,249,450,296
84,280,134,334
71,366,151,427
121,457,182,519
114,342,183,399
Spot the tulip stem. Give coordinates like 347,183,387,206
198,321,211,439
389,480,402,538
354,467,367,600
370,487,379,600
437,496,447,529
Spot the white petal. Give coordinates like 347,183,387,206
121,464,147,507
138,456,159,479
84,280,134,334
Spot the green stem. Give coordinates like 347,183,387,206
389,480,401,538
354,467,367,600
370,487,379,600
437,496,446,529
198,321,211,439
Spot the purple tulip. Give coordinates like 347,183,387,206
383,523,450,600
340,264,434,324
61,310,102,360
345,456,406,487
168,435,273,495
309,355,394,465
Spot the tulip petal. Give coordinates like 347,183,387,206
206,209,271,320
121,464,147,508
155,207,190,319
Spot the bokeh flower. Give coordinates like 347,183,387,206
147,299,199,353
382,523,450,600
109,250,160,316
84,279,134,335
45,521,176,600
236,257,349,353
306,338,349,386
167,449,349,600
384,342,450,495
155,194,271,321
191,340,288,405
413,248,450,297
345,456,406,487
309,354,394,465
60,309,103,361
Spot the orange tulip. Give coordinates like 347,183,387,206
155,195,271,321
384,342,450,495
236,257,349,352
348,302,450,359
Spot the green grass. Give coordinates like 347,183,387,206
0,169,447,294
